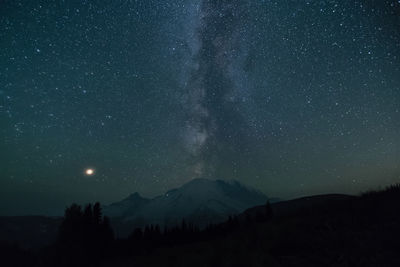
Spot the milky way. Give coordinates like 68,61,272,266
182,0,251,178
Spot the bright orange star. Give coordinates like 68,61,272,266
85,168,95,176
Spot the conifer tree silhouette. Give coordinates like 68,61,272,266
56,202,114,266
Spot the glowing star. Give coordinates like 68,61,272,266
85,168,95,176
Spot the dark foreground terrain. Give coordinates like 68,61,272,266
2,185,400,267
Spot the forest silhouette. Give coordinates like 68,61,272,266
1,185,400,267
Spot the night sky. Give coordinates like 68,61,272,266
1,0,399,215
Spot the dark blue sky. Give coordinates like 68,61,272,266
1,0,399,215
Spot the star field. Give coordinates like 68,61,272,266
0,0,399,215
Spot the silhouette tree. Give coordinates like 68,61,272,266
83,204,93,224
93,202,102,225
55,202,114,266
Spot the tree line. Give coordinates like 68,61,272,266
50,201,274,266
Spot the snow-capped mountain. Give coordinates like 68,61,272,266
104,178,268,234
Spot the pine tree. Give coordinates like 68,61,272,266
93,202,102,225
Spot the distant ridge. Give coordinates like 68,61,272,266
242,194,355,220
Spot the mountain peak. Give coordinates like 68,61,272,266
181,177,219,188
105,178,268,235
181,178,245,190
